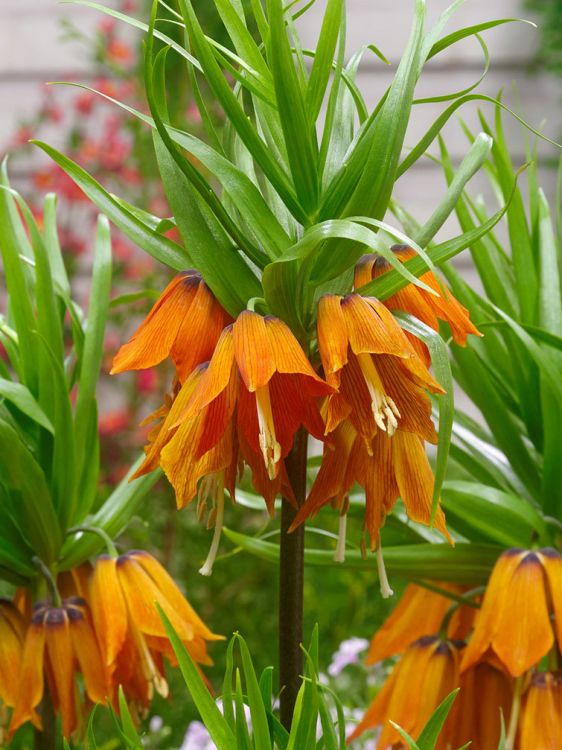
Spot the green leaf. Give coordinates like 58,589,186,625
442,480,547,547
413,133,493,249
32,141,189,271
0,175,37,392
306,0,344,124
0,379,53,433
158,607,236,750
416,689,459,750
0,420,61,563
223,528,501,584
73,215,111,522
234,634,272,749
537,189,562,334
266,0,318,214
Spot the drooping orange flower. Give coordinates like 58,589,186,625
0,599,26,709
447,663,513,750
317,293,444,442
461,547,562,677
518,671,562,750
10,598,108,738
365,582,477,664
89,551,222,709
177,311,332,481
348,635,464,748
111,270,232,383
355,248,481,365
291,419,450,554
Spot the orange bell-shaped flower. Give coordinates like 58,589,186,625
10,598,108,738
366,582,476,664
355,248,481,366
461,548,562,677
89,551,222,707
518,671,562,750
348,635,463,748
111,270,232,383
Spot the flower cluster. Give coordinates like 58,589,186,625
112,250,479,583
2,552,219,739
352,549,562,748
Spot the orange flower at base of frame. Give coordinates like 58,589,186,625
461,547,562,677
89,551,222,710
111,270,232,383
348,636,463,748
10,598,107,738
518,672,562,749
355,248,481,366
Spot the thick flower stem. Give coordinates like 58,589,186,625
34,690,56,750
279,427,308,729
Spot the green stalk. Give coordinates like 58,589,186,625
278,427,308,729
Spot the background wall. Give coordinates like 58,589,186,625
1,0,559,201
0,0,560,272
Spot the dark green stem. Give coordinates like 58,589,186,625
279,427,308,730
34,687,57,750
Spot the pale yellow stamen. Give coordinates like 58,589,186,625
199,472,225,577
255,384,281,480
334,513,348,563
356,353,401,436
136,628,169,698
376,544,394,599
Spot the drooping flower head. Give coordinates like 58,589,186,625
89,550,222,709
111,271,232,383
355,248,481,365
292,294,449,574
461,547,562,677
348,635,464,747
365,582,476,664
10,598,107,738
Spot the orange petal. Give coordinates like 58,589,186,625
181,326,236,419
117,555,194,642
290,421,356,530
111,272,200,374
90,556,128,668
67,604,109,704
461,548,526,673
0,603,25,707
131,551,221,641
342,294,412,358
392,431,451,542
171,279,231,383
539,547,562,650
233,311,276,391
366,584,452,664
353,254,377,289
492,552,554,676
357,431,397,549
10,617,46,733
317,295,349,378
347,660,399,741
44,608,77,738
266,317,329,391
